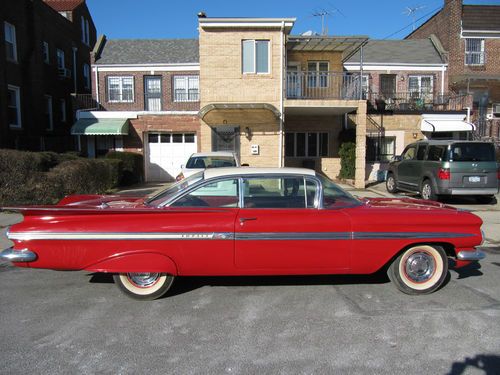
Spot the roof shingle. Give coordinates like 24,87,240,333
95,39,199,65
43,0,84,11
462,5,500,31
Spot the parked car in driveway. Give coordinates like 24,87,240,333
386,140,499,202
176,151,239,181
1,167,485,300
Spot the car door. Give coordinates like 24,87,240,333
396,144,418,190
234,176,351,273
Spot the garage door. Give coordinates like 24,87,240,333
146,133,197,181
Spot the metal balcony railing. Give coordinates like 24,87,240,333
367,92,473,112
286,71,362,100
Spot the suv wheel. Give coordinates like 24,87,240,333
386,173,398,194
421,180,437,201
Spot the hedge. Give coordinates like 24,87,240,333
0,149,122,206
105,151,143,185
338,142,356,180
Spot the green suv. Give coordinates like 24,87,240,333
386,140,499,202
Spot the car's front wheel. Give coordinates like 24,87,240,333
388,245,448,295
386,173,398,193
113,273,175,300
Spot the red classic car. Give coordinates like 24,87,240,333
1,167,485,300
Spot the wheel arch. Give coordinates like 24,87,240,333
85,251,179,275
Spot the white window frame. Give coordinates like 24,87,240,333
7,85,21,128
83,64,90,89
465,38,485,66
45,95,53,131
107,76,134,103
56,49,65,69
173,75,199,102
60,99,66,122
286,132,329,158
4,21,17,62
43,41,49,64
242,39,270,74
408,75,434,95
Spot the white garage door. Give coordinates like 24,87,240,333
146,133,197,181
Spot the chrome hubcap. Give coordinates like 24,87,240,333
387,177,395,190
422,184,431,199
405,252,435,282
127,273,160,288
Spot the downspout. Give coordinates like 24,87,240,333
95,65,100,104
440,65,445,95
279,21,285,167
359,44,364,100
72,47,78,93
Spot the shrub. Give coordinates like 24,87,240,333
105,151,143,185
338,142,356,179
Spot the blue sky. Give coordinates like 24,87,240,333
87,0,500,40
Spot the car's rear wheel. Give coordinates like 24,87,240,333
386,173,398,193
420,180,437,200
388,245,448,295
113,273,174,300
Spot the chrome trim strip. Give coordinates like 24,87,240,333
353,232,475,240
235,232,351,240
457,249,486,261
0,247,37,262
8,232,235,241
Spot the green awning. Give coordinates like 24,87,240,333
71,118,129,135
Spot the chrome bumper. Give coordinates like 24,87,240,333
0,247,37,262
457,249,486,261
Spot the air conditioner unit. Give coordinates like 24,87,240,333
493,103,500,117
58,68,71,78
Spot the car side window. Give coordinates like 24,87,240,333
427,145,446,161
243,177,307,209
416,144,427,160
171,178,239,207
402,146,416,160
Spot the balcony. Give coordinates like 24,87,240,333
286,71,362,100
367,92,473,113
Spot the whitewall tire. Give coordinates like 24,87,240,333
113,273,175,300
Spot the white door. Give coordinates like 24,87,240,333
146,133,197,181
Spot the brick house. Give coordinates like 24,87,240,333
73,37,200,181
0,0,96,151
406,0,500,140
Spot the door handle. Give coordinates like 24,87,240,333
239,217,257,224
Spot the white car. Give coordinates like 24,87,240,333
176,151,240,181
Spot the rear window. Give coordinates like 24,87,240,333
186,156,236,169
449,143,495,162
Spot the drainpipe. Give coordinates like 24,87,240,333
440,65,445,95
95,65,99,104
465,107,471,123
72,47,78,93
279,21,285,167
359,44,364,100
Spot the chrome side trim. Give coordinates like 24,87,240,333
457,249,486,261
8,232,235,241
353,232,475,240
0,247,37,262
235,232,351,241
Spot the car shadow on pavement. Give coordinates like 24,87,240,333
449,261,483,279
447,354,500,375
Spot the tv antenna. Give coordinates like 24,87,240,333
403,5,426,30
311,6,344,35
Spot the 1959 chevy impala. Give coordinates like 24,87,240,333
1,167,486,300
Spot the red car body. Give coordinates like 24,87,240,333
1,168,485,299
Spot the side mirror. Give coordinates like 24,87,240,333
180,164,184,169
391,155,403,162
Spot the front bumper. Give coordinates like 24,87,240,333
456,249,486,261
0,247,37,262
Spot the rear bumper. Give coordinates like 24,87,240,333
449,188,498,195
456,249,486,261
0,247,37,262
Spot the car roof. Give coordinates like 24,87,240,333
203,167,316,179
189,151,236,158
414,140,493,146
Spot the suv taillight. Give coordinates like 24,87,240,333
438,168,451,180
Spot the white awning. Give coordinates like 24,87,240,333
420,114,476,132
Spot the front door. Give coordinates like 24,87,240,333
380,74,396,99
212,126,240,159
234,176,351,272
286,62,301,98
144,76,162,111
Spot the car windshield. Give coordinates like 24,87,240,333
186,156,236,169
145,172,204,206
316,174,361,209
449,143,495,162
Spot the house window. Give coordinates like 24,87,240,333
56,49,65,69
60,99,66,122
83,64,90,89
7,85,21,128
45,95,53,130
43,41,49,64
408,75,433,99
81,17,90,45
242,40,270,74
307,61,329,88
465,38,485,65
366,136,396,162
107,76,134,102
173,75,199,102
4,22,17,62
285,132,328,157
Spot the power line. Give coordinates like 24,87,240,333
383,6,441,40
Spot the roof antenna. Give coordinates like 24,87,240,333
311,5,344,36
403,5,426,30
197,11,206,18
